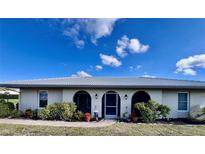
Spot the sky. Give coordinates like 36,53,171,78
0,18,205,81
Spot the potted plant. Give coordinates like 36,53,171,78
131,112,137,123
122,111,129,122
25,109,33,119
84,112,91,122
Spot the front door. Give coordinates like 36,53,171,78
105,93,118,119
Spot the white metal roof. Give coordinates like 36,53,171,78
1,77,205,89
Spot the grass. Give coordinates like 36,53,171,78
1,99,19,104
6,99,19,104
0,122,205,136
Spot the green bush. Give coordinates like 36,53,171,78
9,110,23,118
47,102,77,120
0,99,6,103
38,102,80,121
32,109,39,119
135,100,170,123
5,102,15,110
61,111,73,121
157,104,171,119
135,102,157,123
73,111,84,121
0,102,15,118
38,108,50,120
201,107,205,115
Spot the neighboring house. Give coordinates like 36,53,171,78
0,87,19,95
0,77,205,119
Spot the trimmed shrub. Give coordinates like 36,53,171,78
135,100,170,123
135,102,157,123
157,104,171,119
47,102,77,120
0,99,6,103
73,111,84,121
9,110,23,118
61,110,73,121
32,109,39,119
38,102,80,121
38,108,50,120
0,102,15,118
4,102,15,110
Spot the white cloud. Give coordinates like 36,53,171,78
116,35,129,58
100,53,122,67
142,75,156,78
63,24,85,48
84,18,119,44
63,18,119,48
181,68,196,76
71,70,92,77
175,54,205,76
129,66,134,71
129,65,142,71
129,39,149,53
74,40,85,49
116,35,149,58
95,65,103,71
137,65,142,69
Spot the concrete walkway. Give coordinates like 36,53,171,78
0,118,116,128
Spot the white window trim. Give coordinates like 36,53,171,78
177,91,190,112
38,90,48,109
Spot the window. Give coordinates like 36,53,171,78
39,91,48,108
178,92,189,111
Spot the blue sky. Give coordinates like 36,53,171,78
0,18,205,81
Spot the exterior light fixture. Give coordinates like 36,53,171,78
124,94,128,100
95,93,98,99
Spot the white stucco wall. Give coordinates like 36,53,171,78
20,88,62,111
62,88,162,117
20,89,38,111
20,87,205,119
162,90,205,118
48,89,63,105
162,90,188,118
190,90,205,107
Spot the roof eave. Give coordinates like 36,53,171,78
1,84,205,89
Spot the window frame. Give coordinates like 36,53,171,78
177,91,189,112
38,90,48,108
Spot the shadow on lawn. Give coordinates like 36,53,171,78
119,118,205,126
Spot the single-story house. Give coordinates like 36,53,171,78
0,87,19,95
1,77,205,119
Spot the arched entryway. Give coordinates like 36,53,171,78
73,90,91,113
131,91,151,116
102,91,120,119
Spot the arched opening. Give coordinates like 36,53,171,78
131,91,151,116
73,90,91,113
102,91,120,119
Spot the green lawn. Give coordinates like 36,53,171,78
0,123,205,136
8,99,19,104
1,99,19,104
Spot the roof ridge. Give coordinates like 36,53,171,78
1,76,205,83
